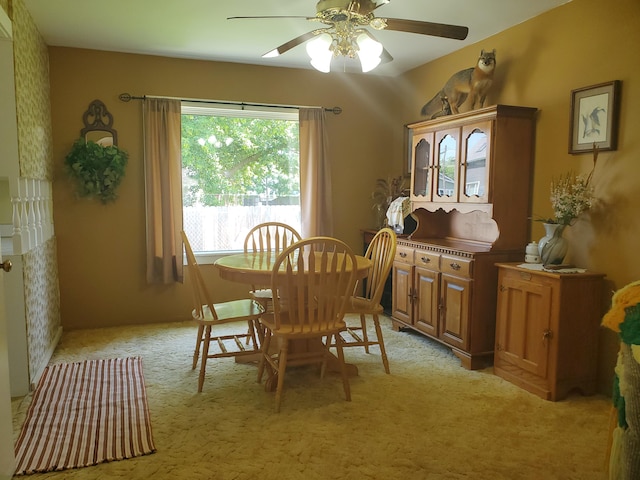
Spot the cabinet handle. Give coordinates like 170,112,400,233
409,288,418,303
499,284,507,292
420,256,431,263
399,252,407,258
449,262,461,271
542,329,553,343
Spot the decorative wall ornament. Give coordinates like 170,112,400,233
80,99,118,146
64,100,128,203
569,80,621,154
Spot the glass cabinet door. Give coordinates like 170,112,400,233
460,122,491,203
411,132,434,199
435,130,458,201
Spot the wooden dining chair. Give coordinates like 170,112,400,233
243,222,302,311
334,227,396,373
181,231,265,392
256,237,358,412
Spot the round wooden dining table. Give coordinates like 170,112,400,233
214,251,372,284
214,250,372,381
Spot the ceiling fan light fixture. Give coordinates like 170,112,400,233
359,54,382,73
306,33,334,73
262,49,280,58
356,33,383,72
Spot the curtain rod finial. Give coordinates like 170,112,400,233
119,93,132,102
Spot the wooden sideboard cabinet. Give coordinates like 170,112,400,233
493,263,605,400
391,239,522,369
391,105,538,369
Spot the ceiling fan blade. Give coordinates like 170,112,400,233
227,16,313,21
383,18,469,40
372,0,391,11
262,31,322,58
380,47,394,65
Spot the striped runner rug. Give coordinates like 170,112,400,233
14,357,156,475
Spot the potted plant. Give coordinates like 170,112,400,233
64,138,128,203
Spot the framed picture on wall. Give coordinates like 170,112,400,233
569,80,621,154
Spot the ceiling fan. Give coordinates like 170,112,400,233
228,0,469,73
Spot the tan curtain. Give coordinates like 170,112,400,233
143,98,183,284
299,107,333,237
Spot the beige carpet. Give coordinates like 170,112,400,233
12,315,611,480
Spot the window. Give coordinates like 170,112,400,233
181,103,301,256
465,181,480,195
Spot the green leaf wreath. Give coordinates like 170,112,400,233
65,138,128,203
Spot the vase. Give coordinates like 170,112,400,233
374,204,388,230
538,223,569,265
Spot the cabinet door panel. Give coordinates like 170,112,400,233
411,132,435,201
439,274,471,350
392,262,413,324
434,129,460,202
414,267,439,336
496,275,551,377
460,121,492,204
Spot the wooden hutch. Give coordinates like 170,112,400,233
391,104,537,369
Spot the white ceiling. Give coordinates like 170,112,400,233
22,0,571,76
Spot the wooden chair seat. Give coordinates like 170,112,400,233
182,231,265,392
334,228,396,374
257,237,358,412
260,313,347,338
244,222,302,309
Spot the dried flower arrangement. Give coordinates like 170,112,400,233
540,145,598,225
371,176,408,228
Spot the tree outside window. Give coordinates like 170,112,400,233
181,106,301,254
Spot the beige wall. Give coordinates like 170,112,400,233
49,48,399,330
401,0,640,392
47,0,638,393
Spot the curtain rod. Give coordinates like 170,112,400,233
118,93,342,115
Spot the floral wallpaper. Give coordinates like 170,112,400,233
2,0,61,387
24,238,61,377
11,0,53,180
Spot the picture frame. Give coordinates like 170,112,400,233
569,80,621,154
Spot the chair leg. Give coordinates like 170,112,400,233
193,324,204,370
274,343,288,413
334,335,351,402
360,314,370,353
247,319,259,349
246,297,268,344
320,336,331,380
198,325,211,392
257,330,272,383
373,314,390,374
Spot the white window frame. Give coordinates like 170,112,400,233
181,102,300,263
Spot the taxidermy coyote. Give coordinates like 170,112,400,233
420,49,496,119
